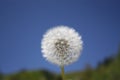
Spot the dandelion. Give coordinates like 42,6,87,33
41,25,83,80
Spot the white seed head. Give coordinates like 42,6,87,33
41,26,83,66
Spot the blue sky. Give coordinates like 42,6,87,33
0,0,120,74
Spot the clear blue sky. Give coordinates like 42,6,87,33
0,0,120,74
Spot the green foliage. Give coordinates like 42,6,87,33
3,50,120,80
0,72,3,80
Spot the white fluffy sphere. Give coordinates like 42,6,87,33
41,26,83,66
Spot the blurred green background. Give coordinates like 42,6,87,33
1,48,120,80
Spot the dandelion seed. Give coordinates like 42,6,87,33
41,25,83,66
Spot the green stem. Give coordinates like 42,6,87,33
61,66,65,80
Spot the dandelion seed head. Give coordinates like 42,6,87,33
41,26,83,66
